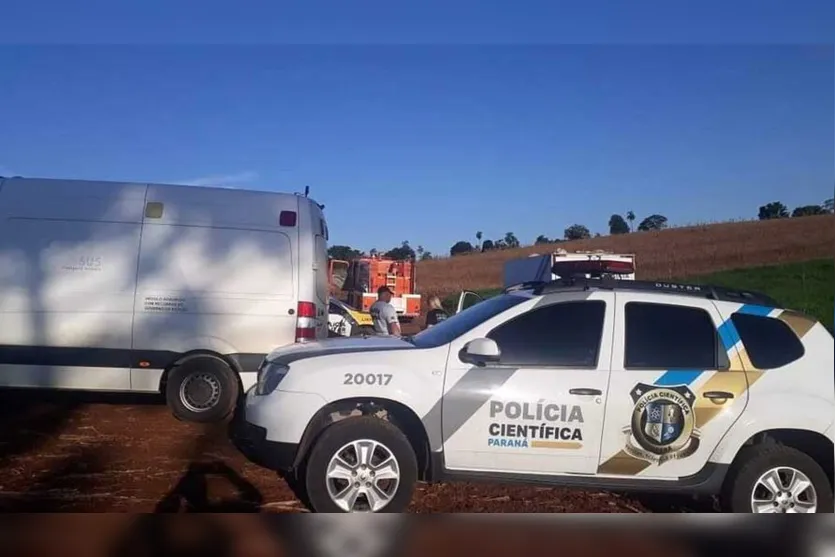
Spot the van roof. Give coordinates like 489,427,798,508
0,175,325,209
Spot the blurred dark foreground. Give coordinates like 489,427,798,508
0,514,831,557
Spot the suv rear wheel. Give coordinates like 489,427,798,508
302,416,418,513
724,444,834,513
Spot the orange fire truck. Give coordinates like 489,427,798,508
329,255,421,322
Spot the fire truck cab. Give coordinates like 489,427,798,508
329,256,422,322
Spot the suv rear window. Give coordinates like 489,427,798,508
730,312,805,369
625,301,726,370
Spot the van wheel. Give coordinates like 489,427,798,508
165,355,239,423
723,444,833,513
302,416,417,513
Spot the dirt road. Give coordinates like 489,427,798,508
0,390,714,513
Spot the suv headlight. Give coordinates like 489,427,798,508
255,362,289,396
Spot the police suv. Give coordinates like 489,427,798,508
235,262,835,513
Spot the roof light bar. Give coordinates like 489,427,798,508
551,259,635,277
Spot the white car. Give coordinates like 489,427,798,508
234,273,835,513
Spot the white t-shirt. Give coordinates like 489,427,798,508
369,300,399,335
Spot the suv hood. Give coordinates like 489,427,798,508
265,335,414,364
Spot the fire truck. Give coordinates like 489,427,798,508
329,255,421,322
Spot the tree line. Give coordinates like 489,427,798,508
329,197,834,261
449,211,668,256
328,241,429,261
757,199,833,220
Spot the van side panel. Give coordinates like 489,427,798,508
0,178,146,390
131,184,299,391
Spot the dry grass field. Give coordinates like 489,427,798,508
415,214,835,298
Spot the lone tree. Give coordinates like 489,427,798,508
637,214,668,231
481,239,495,252
626,210,636,232
758,201,789,220
384,240,416,260
564,224,591,241
534,234,552,245
791,205,827,218
416,245,432,260
503,232,520,248
608,214,630,235
450,240,474,257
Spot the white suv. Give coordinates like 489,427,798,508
234,275,835,513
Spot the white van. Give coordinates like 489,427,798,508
0,176,330,422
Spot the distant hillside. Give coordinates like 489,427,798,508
415,214,834,297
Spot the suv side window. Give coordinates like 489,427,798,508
731,312,805,369
486,300,606,367
625,302,727,369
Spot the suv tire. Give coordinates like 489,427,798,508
165,355,239,423
302,416,418,513
724,443,834,513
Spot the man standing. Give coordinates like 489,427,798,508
369,286,401,336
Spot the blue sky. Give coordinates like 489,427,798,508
1,2,833,255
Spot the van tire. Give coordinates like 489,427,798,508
302,416,417,513
723,443,833,513
165,355,239,423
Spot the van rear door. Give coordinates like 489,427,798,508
312,206,330,339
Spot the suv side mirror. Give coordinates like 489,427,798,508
460,338,501,367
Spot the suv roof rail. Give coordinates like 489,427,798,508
532,275,780,307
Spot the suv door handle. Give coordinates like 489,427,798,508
569,388,602,396
703,391,735,400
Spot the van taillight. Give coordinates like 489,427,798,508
295,301,318,342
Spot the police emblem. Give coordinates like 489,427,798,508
622,383,700,465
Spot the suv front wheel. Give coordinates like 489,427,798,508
302,416,418,513
724,444,834,513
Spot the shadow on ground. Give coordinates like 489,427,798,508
0,389,159,467
630,493,720,513
0,388,165,512
155,460,264,512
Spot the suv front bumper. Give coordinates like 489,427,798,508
230,386,325,472
231,418,300,472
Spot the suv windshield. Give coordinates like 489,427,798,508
410,293,529,348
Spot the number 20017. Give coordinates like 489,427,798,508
343,373,392,386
